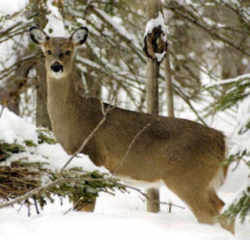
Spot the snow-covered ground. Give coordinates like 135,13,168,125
0,192,245,240
0,108,249,240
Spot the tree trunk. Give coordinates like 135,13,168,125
28,0,51,129
165,53,175,117
145,0,162,213
146,62,159,115
0,89,20,115
35,60,51,129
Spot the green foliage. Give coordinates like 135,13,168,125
27,42,37,51
0,157,126,213
222,149,250,223
0,141,25,161
215,81,250,112
48,169,126,211
0,128,56,162
223,143,250,223
24,140,38,147
207,74,250,224
104,0,116,15
37,128,57,145
222,187,250,224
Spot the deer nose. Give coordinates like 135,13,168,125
51,62,63,73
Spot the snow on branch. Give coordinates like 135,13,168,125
204,73,250,88
143,12,168,63
93,7,140,49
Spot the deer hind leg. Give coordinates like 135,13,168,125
163,179,234,234
191,189,222,224
208,190,235,234
186,189,234,234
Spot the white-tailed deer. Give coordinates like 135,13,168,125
30,26,234,233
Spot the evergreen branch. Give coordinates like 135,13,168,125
0,171,185,211
0,177,64,209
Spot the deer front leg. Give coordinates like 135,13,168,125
73,198,96,212
146,187,160,213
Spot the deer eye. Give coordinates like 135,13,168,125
65,50,71,56
47,50,52,55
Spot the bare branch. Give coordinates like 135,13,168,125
113,122,152,173
60,101,110,172
164,4,250,57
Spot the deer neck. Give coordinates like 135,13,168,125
46,70,102,154
47,71,80,115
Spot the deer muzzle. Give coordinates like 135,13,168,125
51,61,64,73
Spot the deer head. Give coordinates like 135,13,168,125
30,26,88,79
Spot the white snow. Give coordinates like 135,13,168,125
145,12,166,37
155,52,166,63
205,73,250,88
94,8,140,49
0,107,249,240
144,12,168,62
44,0,68,37
0,109,37,144
226,94,250,197
0,0,28,15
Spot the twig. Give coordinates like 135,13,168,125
60,101,110,173
113,122,152,173
0,106,5,118
0,178,64,209
178,88,208,126
165,4,250,57
122,184,185,210
33,197,40,215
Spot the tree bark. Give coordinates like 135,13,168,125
145,0,162,213
0,89,19,115
35,60,51,129
28,0,51,129
165,53,175,117
146,62,159,115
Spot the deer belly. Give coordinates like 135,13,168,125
117,175,164,189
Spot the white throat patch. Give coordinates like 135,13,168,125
50,71,65,79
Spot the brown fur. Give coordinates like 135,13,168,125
30,28,234,234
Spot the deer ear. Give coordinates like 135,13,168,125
70,27,88,46
29,26,49,45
